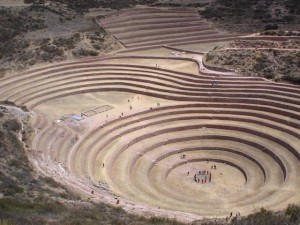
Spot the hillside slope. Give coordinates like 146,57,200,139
204,36,300,84
201,0,300,32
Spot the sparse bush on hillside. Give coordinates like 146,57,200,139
265,24,279,30
285,0,300,14
0,8,45,42
252,55,275,78
282,72,300,84
73,48,99,57
40,44,65,61
41,44,63,55
286,204,300,223
0,40,29,60
0,101,16,107
0,7,46,69
229,206,300,225
24,0,35,3
47,0,159,11
3,119,21,132
0,219,15,225
53,33,81,50
204,42,300,84
201,0,300,33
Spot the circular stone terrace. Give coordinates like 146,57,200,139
0,7,299,222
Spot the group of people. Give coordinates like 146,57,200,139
193,170,212,184
189,163,219,184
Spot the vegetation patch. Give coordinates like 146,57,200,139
0,7,45,43
0,4,120,73
44,0,157,11
201,0,300,33
204,39,300,84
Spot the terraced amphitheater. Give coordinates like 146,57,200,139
98,8,237,49
1,7,300,222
